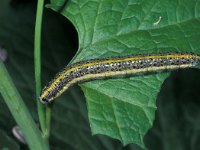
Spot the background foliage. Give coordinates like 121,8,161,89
0,0,200,150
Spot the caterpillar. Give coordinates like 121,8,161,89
39,52,200,104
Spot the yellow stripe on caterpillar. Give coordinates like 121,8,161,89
39,52,200,104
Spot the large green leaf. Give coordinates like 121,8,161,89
48,0,200,148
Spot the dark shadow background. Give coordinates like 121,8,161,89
0,0,200,150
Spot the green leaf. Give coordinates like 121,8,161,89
48,0,200,148
82,74,167,147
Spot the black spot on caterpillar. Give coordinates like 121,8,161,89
39,52,200,104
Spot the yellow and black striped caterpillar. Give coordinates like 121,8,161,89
39,52,200,104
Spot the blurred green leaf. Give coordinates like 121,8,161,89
0,129,19,150
145,69,200,150
48,0,200,148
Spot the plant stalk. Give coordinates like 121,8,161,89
34,0,51,140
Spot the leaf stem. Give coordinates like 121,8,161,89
45,105,52,138
34,0,51,139
0,62,49,150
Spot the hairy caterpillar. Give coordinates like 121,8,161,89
39,52,200,104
